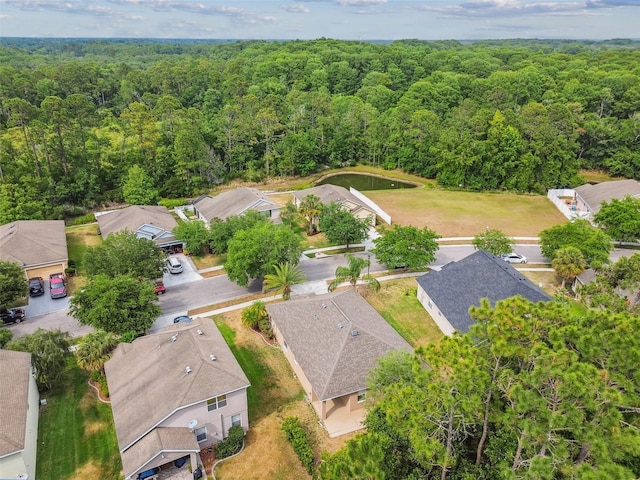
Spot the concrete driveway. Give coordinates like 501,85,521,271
162,254,203,289
25,289,70,317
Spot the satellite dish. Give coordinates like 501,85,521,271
188,419,198,430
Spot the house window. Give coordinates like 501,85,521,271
195,427,207,442
231,414,241,427
357,390,366,403
207,394,227,411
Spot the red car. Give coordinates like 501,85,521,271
154,282,166,295
49,273,67,299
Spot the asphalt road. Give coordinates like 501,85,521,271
6,244,637,339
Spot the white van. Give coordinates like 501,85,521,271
166,257,183,274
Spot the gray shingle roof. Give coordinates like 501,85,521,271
0,220,67,267
575,179,640,214
416,250,552,333
105,319,250,454
292,184,374,216
194,187,279,222
0,350,32,457
266,289,412,401
95,206,179,246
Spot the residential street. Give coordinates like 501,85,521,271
6,243,637,339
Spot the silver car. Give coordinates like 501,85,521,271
501,253,527,264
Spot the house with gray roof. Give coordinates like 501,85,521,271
266,289,412,437
0,220,68,280
574,179,640,216
105,318,250,480
292,184,377,226
95,205,183,251
0,350,39,480
416,250,552,335
193,187,280,227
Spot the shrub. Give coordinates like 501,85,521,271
0,329,13,348
214,425,244,459
119,331,137,343
159,198,188,209
66,213,97,226
241,301,267,330
281,417,314,474
98,375,109,398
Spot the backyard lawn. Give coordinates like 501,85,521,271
37,361,121,480
65,224,102,293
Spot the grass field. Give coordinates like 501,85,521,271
65,224,102,293
36,361,121,480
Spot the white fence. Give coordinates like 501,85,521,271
349,187,392,224
547,189,578,220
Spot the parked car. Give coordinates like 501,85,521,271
49,273,67,299
166,257,183,274
154,281,166,295
28,277,45,296
501,253,528,264
173,315,192,324
1,307,26,325
137,467,160,480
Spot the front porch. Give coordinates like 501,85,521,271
313,396,366,438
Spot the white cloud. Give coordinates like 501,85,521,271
280,3,310,13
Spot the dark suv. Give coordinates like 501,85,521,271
29,277,45,296
1,308,26,325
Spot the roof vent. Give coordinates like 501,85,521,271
321,303,327,309
351,329,359,337
210,355,217,361
197,329,204,336
338,323,344,329
185,366,192,374
170,334,179,342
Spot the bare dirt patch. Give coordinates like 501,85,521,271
68,461,104,480
83,420,107,437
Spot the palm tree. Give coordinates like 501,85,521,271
329,253,380,292
263,263,307,300
552,246,587,288
75,330,119,373
298,194,322,235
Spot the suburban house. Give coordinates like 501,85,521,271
0,350,39,480
266,289,412,438
95,205,184,251
0,220,68,279
548,179,640,220
105,318,250,480
416,250,552,335
193,187,281,227
293,184,377,226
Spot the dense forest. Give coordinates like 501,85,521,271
1,38,639,223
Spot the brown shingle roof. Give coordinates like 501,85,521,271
0,220,67,267
105,319,250,453
575,179,640,214
293,184,374,216
193,187,279,222
95,206,178,245
266,290,412,401
0,350,32,457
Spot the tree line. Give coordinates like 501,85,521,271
1,38,639,224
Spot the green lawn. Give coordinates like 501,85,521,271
37,361,121,480
363,278,444,348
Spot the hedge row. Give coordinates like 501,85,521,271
281,416,314,475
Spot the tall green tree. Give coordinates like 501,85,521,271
372,224,440,270
0,260,28,307
540,219,612,267
319,202,371,249
225,223,303,287
298,194,322,235
173,220,211,255
472,228,513,256
552,246,587,288
69,274,161,336
122,164,160,205
594,195,640,243
262,263,306,300
7,328,71,390
75,330,119,373
85,231,166,280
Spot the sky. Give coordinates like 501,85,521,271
0,0,639,41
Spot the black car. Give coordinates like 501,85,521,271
29,277,45,296
1,308,26,325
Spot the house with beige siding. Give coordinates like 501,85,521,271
0,350,39,480
266,289,412,438
293,184,377,226
416,250,551,335
0,220,68,279
193,187,281,227
105,319,250,480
